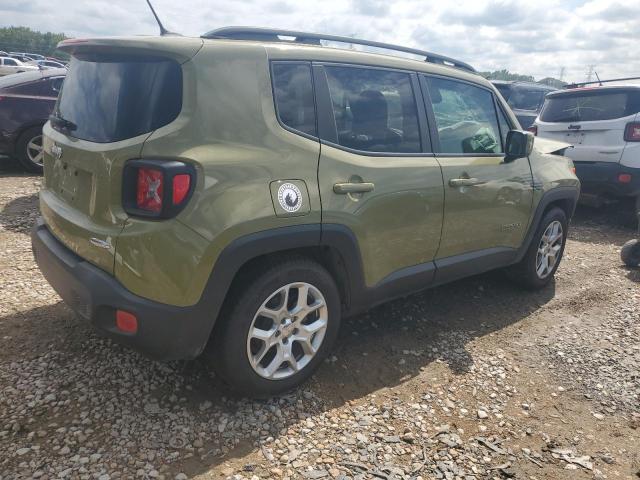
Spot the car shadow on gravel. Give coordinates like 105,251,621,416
571,202,638,244
0,192,39,235
0,270,556,476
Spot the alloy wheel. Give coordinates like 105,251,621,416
246,282,328,380
536,220,563,279
26,135,44,165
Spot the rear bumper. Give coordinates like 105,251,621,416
574,161,640,197
31,218,213,360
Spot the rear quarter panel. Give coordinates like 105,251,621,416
115,41,323,306
528,140,580,210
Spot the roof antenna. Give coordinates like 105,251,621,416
145,0,179,36
595,71,603,86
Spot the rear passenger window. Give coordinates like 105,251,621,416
427,77,502,155
272,63,317,137
324,66,420,153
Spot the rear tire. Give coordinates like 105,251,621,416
208,258,341,397
16,126,44,174
506,207,568,289
621,239,640,267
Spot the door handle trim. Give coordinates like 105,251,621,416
333,182,375,194
449,178,482,187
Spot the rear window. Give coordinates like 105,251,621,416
271,62,317,137
540,90,640,122
507,88,548,111
54,55,182,143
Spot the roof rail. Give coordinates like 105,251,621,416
202,27,476,73
565,76,640,88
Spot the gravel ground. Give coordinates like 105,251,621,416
0,161,638,480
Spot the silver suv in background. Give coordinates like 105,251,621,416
534,85,640,211
492,80,557,128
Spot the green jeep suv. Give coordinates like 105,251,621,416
32,28,580,395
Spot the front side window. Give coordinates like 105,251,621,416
271,62,317,137
427,77,502,155
4,58,18,66
324,66,420,153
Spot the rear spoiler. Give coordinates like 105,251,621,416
56,36,203,62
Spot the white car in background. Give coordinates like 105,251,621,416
534,85,640,210
0,57,38,76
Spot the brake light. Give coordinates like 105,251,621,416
172,174,190,205
624,122,640,142
136,168,164,213
123,160,195,218
618,173,632,184
527,125,538,136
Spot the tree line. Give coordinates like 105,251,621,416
0,26,68,59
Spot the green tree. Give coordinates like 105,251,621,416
0,26,68,59
479,69,535,82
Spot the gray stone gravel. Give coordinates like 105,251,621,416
0,169,638,479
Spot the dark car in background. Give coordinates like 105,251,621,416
492,80,557,128
0,68,65,172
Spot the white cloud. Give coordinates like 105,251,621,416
1,0,638,82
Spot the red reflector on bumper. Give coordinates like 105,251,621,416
618,173,632,184
116,310,138,333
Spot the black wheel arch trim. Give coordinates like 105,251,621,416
514,186,579,263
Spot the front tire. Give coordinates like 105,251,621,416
507,207,568,289
209,258,341,397
16,126,45,173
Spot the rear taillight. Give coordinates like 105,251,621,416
624,122,640,142
527,125,538,136
172,174,191,205
136,168,164,213
123,160,196,218
618,173,632,184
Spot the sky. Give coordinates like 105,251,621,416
2,0,639,83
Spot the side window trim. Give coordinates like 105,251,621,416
312,61,434,157
269,60,319,141
493,94,513,151
421,73,505,157
312,64,338,144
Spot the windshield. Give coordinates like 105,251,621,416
54,54,182,143
540,89,640,122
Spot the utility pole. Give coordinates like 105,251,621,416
586,65,595,83
559,66,565,83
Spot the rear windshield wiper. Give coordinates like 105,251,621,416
49,113,77,132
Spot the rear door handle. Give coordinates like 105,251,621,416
449,178,482,187
333,182,375,194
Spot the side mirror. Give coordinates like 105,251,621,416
505,130,534,162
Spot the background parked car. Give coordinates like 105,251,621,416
0,68,65,172
534,85,640,211
8,54,36,63
9,51,44,61
0,56,38,76
26,59,66,69
492,80,557,128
